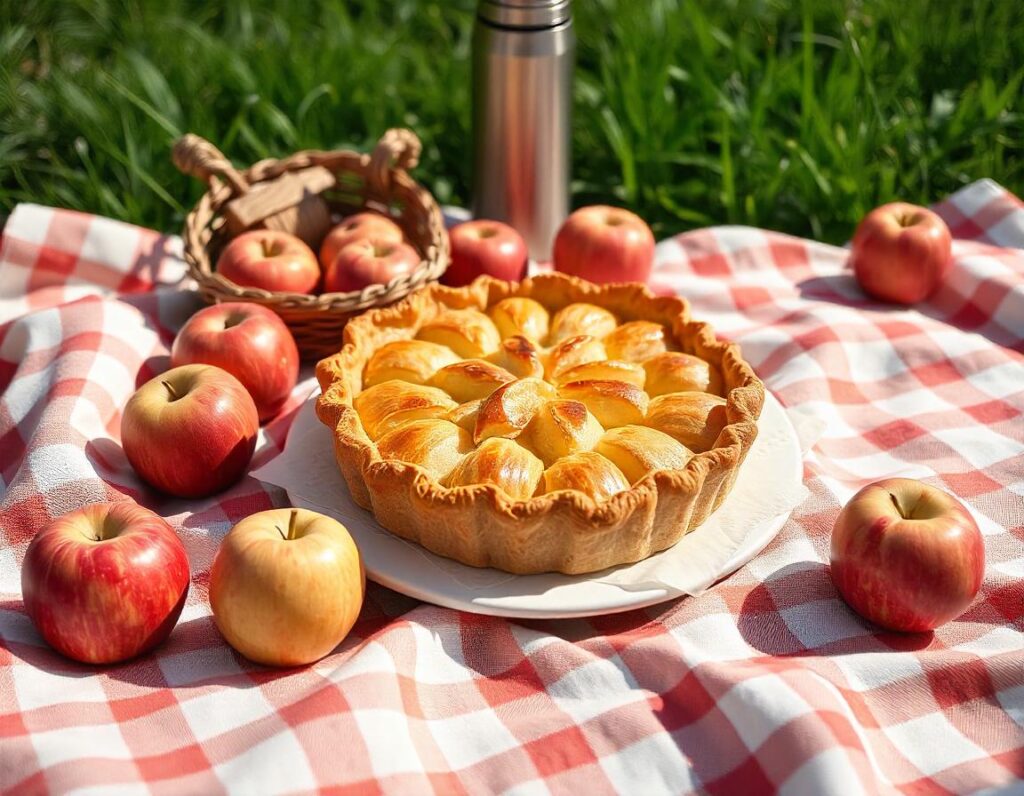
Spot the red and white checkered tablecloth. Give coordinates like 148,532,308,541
1,179,1022,794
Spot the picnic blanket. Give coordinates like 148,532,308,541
1,180,1022,794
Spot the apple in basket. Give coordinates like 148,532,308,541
323,237,421,293
21,501,190,664
850,202,953,304
216,229,321,295
443,219,528,286
171,302,299,423
554,205,656,284
830,478,984,632
319,211,405,271
122,364,259,498
209,509,365,667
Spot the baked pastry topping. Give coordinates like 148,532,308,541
316,273,764,574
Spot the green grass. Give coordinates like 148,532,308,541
2,0,1021,243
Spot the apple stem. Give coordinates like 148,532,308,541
162,380,179,401
890,492,904,518
287,509,298,540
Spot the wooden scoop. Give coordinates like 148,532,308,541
172,134,334,248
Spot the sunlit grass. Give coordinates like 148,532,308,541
1,0,1020,243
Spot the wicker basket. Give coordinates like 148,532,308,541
174,128,449,359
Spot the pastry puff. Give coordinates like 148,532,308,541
552,359,646,388
430,359,515,402
557,379,649,428
602,321,671,362
594,425,693,484
487,336,545,379
474,377,557,444
643,352,723,397
417,308,501,358
548,302,618,343
376,419,472,482
364,339,460,387
544,335,608,379
354,380,458,440
643,392,728,453
445,437,543,500
539,451,630,501
488,297,550,344
521,399,604,466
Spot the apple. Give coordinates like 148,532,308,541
443,220,528,286
170,302,299,423
21,501,190,664
209,508,365,666
553,205,656,284
216,230,321,294
323,237,421,293
850,202,953,304
830,478,984,632
122,364,259,498
319,212,405,271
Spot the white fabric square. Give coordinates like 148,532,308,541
949,179,1003,216
14,654,111,711
547,655,642,725
871,387,955,418
839,338,910,382
177,686,278,744
429,706,523,770
316,639,395,681
998,685,1024,729
214,728,317,795
79,216,140,272
884,712,987,775
953,626,1024,657
26,444,96,492
159,645,242,688
409,617,475,686
72,785,150,796
671,612,754,665
833,652,925,692
780,747,871,795
933,426,1024,470
3,204,55,246
598,732,696,795
966,361,1024,400
985,211,1024,250
32,720,132,768
717,674,813,751
781,599,875,648
352,708,427,776
711,226,770,258
768,350,830,392
503,780,553,796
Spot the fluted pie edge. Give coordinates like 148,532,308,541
315,273,765,575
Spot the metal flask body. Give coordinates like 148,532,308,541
472,0,575,261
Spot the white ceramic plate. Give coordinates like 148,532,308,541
270,391,803,619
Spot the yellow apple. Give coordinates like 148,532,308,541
209,509,364,667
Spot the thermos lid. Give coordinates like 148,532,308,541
477,0,571,29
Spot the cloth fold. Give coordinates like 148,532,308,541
1,185,1022,794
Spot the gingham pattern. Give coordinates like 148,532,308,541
1,181,1022,794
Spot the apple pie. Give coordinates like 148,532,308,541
316,273,764,575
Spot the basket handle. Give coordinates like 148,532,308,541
172,134,251,195
367,128,422,198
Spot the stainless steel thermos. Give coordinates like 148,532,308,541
471,0,575,261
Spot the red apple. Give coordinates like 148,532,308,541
319,212,405,271
443,220,528,286
21,501,190,664
210,508,365,666
830,478,984,632
553,205,656,284
324,237,421,293
122,364,259,498
851,202,953,304
217,230,321,294
170,302,299,423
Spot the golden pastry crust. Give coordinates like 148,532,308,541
316,272,765,575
